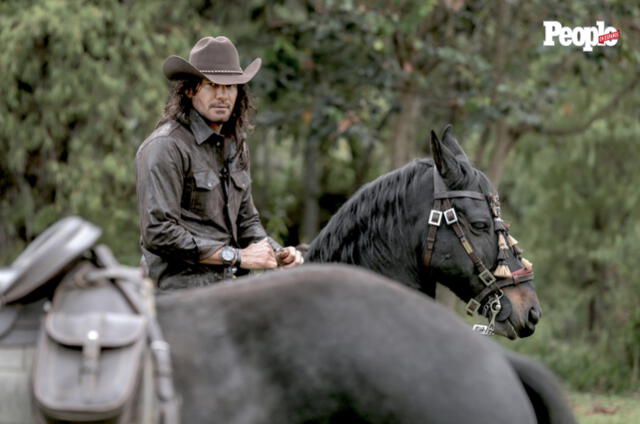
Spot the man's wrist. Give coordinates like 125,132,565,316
235,248,242,268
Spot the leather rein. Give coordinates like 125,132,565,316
423,168,534,325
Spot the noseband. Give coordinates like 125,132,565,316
423,168,534,323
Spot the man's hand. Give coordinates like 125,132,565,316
276,246,304,268
239,238,278,270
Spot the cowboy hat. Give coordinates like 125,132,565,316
163,36,261,85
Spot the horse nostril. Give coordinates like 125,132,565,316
528,308,541,325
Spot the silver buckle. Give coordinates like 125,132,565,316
444,208,458,225
466,299,481,316
428,210,443,226
472,324,494,336
150,340,170,352
479,269,496,286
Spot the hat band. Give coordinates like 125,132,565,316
200,68,243,74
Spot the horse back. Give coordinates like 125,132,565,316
157,264,540,423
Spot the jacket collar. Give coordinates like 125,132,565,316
189,109,225,145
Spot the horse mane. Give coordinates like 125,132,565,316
306,159,435,274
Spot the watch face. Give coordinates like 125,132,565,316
221,247,235,263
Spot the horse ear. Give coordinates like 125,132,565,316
442,124,471,164
431,129,465,187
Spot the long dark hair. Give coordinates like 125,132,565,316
157,77,255,147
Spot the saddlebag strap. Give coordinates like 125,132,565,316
94,246,181,424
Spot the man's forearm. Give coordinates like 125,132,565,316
202,239,278,270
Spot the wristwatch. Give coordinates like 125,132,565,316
220,246,237,267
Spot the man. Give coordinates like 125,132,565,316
136,36,303,290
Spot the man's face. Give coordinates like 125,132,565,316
190,80,238,124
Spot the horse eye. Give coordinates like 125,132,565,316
471,222,489,231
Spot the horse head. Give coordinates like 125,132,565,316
306,125,541,339
425,125,541,339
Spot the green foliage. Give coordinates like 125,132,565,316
502,89,640,391
0,0,220,263
1,0,166,263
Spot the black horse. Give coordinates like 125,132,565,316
157,264,575,424
307,126,540,339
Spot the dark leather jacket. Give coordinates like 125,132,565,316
135,109,277,290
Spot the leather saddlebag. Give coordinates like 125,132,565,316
31,261,147,423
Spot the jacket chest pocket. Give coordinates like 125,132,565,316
230,170,250,191
188,170,222,216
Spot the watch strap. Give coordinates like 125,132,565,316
235,248,242,268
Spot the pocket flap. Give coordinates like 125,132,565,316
230,170,250,190
194,170,220,190
46,312,145,348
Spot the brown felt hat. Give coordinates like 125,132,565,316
163,36,261,85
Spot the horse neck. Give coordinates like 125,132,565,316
306,162,436,293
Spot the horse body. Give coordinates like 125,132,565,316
157,265,573,423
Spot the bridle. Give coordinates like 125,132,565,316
423,168,534,332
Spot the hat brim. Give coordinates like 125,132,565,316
162,56,261,85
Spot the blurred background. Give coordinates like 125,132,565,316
1,0,638,415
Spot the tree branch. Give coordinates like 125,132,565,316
514,70,640,138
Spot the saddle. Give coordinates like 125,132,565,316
0,217,180,424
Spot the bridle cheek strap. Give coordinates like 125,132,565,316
423,199,442,269
423,168,527,316
423,197,498,315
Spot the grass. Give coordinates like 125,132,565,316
570,392,640,424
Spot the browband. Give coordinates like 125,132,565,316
434,191,485,200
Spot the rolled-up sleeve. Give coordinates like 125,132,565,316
136,136,222,262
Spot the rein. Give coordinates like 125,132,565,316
423,168,534,333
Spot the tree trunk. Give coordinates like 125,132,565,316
487,119,514,186
254,127,275,209
390,80,421,169
302,131,320,243
484,0,511,186
473,124,491,169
